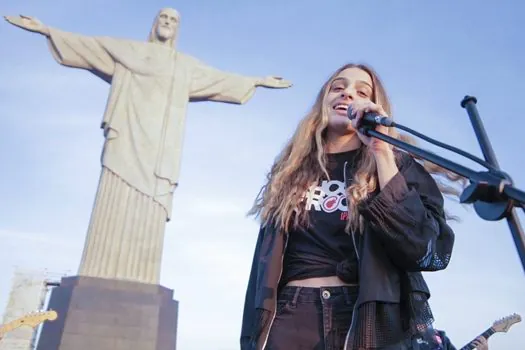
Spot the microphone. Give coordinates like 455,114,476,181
347,105,395,127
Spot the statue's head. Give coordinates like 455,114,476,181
148,8,180,46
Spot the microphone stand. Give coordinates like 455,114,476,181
359,96,525,274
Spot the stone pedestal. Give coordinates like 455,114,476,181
35,276,178,350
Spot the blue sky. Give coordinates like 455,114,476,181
1,1,524,349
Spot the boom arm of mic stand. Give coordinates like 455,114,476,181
359,125,525,274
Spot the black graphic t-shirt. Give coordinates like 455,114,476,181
280,149,361,287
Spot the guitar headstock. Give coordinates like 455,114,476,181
0,310,58,336
17,310,58,328
492,313,521,333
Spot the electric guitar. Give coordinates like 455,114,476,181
459,313,521,350
0,310,58,340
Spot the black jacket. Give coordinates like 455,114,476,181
240,152,455,350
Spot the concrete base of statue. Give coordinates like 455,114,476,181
36,276,178,350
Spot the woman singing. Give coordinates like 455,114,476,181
240,63,462,349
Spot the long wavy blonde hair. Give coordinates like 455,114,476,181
249,63,465,233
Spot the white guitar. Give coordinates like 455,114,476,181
459,313,521,350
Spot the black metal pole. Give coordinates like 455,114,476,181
363,129,481,180
461,96,525,273
362,128,525,202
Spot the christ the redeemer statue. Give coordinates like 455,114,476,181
4,8,291,285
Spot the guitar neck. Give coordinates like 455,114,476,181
459,328,495,350
0,324,8,337
0,323,15,338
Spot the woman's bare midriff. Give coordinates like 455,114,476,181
285,276,358,287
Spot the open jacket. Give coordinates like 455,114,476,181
240,152,456,350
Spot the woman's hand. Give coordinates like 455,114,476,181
349,100,391,156
350,100,398,189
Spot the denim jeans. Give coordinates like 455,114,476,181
266,286,356,350
266,286,420,350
